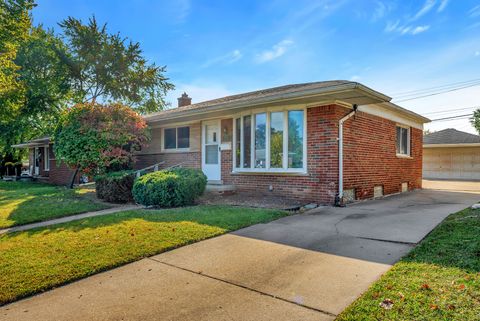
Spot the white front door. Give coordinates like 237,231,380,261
202,120,221,181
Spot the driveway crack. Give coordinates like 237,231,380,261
147,257,337,318
354,236,417,245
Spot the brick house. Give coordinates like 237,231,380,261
14,81,429,205
137,81,429,205
12,137,79,185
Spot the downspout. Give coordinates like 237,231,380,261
335,104,358,207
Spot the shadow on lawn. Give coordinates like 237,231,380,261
1,181,105,227
2,205,285,238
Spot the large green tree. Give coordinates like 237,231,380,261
58,16,174,114
471,109,480,135
3,27,71,148
0,0,33,114
0,0,34,156
0,24,71,159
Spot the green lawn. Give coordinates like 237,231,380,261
0,205,287,305
337,207,480,321
0,181,108,228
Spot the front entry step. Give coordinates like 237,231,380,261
207,180,223,185
206,183,236,194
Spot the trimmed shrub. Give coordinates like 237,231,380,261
95,170,135,203
132,168,207,207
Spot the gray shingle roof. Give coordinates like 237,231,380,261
424,128,480,144
146,80,351,118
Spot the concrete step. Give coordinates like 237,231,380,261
206,183,236,193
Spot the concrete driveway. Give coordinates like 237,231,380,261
2,188,479,321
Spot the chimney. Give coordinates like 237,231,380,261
177,92,192,107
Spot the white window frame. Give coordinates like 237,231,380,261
232,106,307,174
161,126,191,151
44,146,50,171
396,124,411,157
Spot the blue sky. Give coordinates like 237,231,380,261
33,0,480,133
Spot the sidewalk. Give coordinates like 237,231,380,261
0,205,142,235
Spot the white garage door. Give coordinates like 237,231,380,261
423,147,480,180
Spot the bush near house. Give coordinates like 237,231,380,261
133,168,207,207
95,170,135,203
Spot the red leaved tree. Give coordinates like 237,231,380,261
54,103,150,187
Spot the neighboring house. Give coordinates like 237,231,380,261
423,128,480,180
12,137,78,185
13,81,430,204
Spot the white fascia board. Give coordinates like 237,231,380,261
359,103,426,130
423,143,480,148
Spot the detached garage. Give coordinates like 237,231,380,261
423,128,480,180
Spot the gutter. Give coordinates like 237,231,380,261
423,143,480,148
144,82,390,123
335,104,358,207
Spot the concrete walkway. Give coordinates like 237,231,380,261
1,189,479,321
0,205,141,235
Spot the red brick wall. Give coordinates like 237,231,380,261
342,109,423,200
134,152,201,170
49,160,79,186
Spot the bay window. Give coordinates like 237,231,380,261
233,109,306,172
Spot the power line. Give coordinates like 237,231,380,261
393,82,480,103
430,113,473,122
423,106,480,115
390,78,480,97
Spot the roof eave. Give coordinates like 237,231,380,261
12,137,51,149
424,143,480,148
382,102,431,123
144,82,391,124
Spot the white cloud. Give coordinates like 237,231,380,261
475,51,480,57
371,1,392,21
411,0,436,21
350,75,361,81
411,25,430,35
255,40,294,63
385,20,400,32
385,22,430,35
201,49,243,68
437,0,449,12
469,5,480,18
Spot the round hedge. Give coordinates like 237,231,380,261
132,168,207,207
95,170,135,203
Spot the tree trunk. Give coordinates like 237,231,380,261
69,167,79,189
